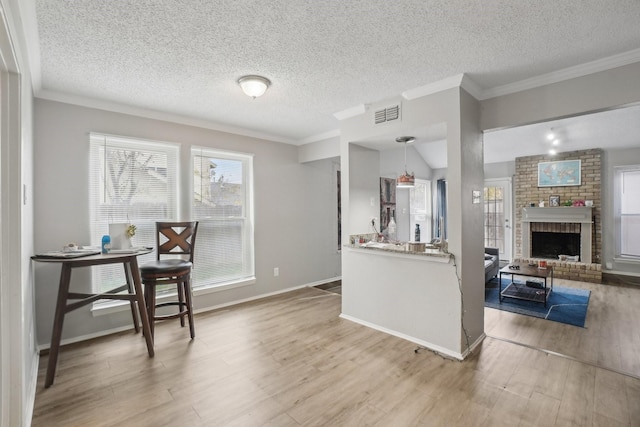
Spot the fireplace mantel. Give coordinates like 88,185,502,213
521,207,593,262
522,207,593,224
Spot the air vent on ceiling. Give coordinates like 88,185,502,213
374,104,400,124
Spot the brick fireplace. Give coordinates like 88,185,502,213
521,207,593,262
515,149,602,283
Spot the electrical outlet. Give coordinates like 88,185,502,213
273,267,279,277
370,217,376,227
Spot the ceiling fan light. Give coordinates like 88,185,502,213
238,75,271,98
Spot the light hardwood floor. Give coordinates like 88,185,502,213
32,278,640,426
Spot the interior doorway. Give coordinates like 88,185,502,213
409,179,431,242
484,178,512,262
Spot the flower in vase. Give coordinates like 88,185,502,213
126,224,137,238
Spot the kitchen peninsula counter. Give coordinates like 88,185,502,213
345,242,452,261
341,241,471,360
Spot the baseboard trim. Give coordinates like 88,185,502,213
39,276,343,351
339,313,468,361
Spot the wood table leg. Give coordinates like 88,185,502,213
129,257,155,356
45,263,72,388
123,263,140,333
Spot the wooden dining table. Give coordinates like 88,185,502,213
32,249,155,388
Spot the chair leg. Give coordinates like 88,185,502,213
145,283,156,340
183,277,195,339
177,281,185,327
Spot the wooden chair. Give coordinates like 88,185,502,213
140,221,199,340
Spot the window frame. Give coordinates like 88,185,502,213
89,133,180,298
614,165,640,260
190,146,256,291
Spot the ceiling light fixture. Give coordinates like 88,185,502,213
549,149,557,155
395,136,415,188
237,75,271,99
546,129,555,141
552,139,560,146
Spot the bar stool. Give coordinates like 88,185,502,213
140,221,199,340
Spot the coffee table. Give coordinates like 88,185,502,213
498,262,554,307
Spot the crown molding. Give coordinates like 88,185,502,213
15,0,41,91
333,103,367,121
35,89,298,145
460,74,483,100
481,47,640,100
299,129,341,145
401,73,465,100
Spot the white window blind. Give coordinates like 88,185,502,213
191,146,255,287
620,167,640,258
89,133,179,293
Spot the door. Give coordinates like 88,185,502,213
484,178,512,262
409,179,431,242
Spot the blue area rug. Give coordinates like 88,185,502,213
485,278,590,327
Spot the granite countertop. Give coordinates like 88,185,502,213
345,242,452,259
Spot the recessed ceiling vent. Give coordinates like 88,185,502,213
374,104,400,124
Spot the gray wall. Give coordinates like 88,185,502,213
481,62,640,132
33,99,341,346
340,87,485,355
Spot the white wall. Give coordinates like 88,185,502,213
0,1,37,426
33,99,341,346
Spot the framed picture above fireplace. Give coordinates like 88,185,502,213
538,159,581,187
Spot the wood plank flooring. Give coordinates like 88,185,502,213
32,279,640,426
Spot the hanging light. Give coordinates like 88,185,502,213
237,75,271,99
396,136,415,188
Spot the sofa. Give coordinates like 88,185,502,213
484,247,500,283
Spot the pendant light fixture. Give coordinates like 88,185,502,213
238,75,271,99
396,136,415,188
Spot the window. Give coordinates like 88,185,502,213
89,133,179,293
435,179,447,239
617,166,640,258
192,147,255,287
484,185,505,252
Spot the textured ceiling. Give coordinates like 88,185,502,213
31,0,640,145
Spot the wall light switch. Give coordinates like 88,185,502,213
274,267,279,277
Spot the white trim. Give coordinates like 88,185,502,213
299,129,341,145
93,275,341,317
0,4,36,425
77,277,342,344
38,324,137,351
614,257,640,266
401,73,465,101
339,313,467,360
484,177,513,262
333,104,367,121
36,89,298,145
480,47,640,100
12,0,40,91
